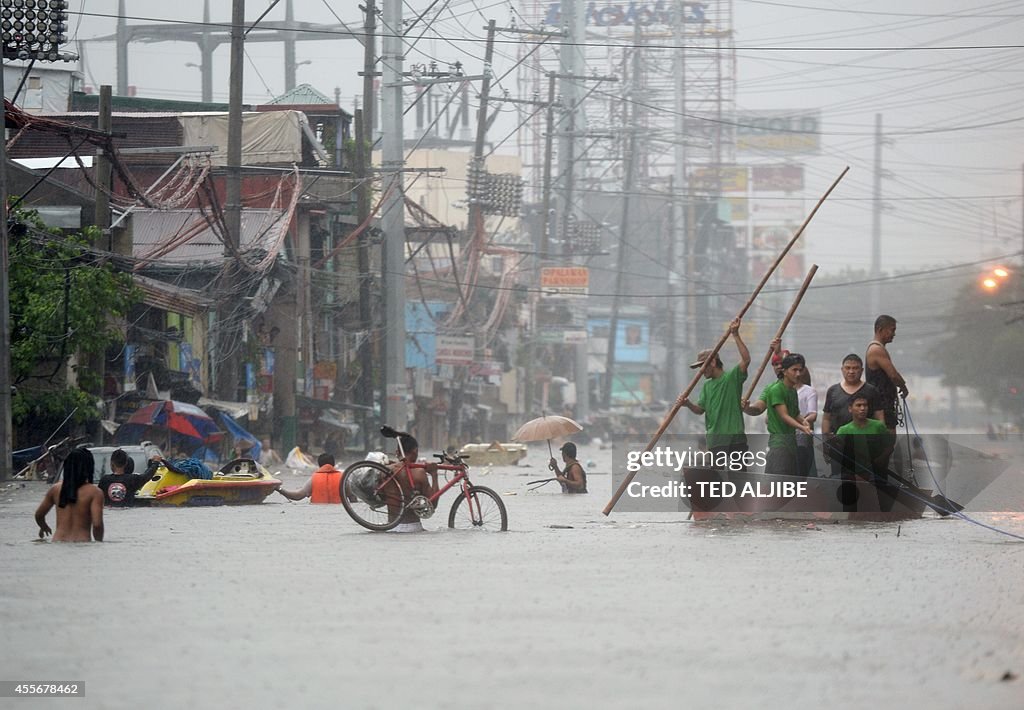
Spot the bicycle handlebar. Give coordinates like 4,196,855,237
381,425,470,465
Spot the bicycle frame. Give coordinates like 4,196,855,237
378,433,492,526
396,461,471,506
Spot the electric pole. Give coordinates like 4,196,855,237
116,0,127,95
356,2,376,437
217,0,244,400
284,0,296,92
603,22,643,410
540,72,557,256
200,0,213,103
381,0,408,429
670,1,689,397
0,51,10,478
870,113,883,320
466,21,497,243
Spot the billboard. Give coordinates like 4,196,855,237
542,2,708,28
691,165,747,193
752,164,804,192
735,111,821,155
541,267,590,297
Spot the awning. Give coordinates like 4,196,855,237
319,409,360,435
198,397,250,419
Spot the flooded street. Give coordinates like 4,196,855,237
2,444,1023,709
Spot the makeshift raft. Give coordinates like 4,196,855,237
681,467,930,522
458,442,528,467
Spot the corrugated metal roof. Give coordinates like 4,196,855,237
131,208,290,265
266,83,333,106
7,114,182,161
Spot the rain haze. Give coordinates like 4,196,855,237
3,4,1023,709
68,0,1024,273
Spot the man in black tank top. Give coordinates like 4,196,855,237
550,442,587,494
865,315,908,430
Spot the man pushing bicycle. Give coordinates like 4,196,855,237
386,434,438,533
342,426,508,532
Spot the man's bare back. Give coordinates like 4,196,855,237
35,483,105,542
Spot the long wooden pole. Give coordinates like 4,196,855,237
602,166,848,515
742,264,819,402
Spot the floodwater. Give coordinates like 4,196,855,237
2,442,1022,710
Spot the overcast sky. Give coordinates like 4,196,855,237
69,1,1024,281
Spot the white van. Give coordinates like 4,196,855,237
87,442,164,478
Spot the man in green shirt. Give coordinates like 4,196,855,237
835,393,895,479
677,318,751,468
743,352,812,475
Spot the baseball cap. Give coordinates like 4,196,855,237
689,348,714,369
771,349,791,366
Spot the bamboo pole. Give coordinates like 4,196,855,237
742,264,819,403
602,167,848,516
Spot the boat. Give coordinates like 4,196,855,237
681,467,930,522
137,457,281,506
458,441,528,467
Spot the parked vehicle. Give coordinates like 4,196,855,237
87,442,164,478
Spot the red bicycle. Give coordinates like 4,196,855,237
341,426,508,532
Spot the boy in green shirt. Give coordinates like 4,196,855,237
835,393,895,479
743,353,813,475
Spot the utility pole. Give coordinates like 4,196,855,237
604,128,637,410
670,1,689,396
870,113,883,320
217,0,245,400
284,0,296,92
354,110,373,438
540,72,557,256
116,0,128,95
355,1,376,437
603,23,643,410
666,176,678,396
558,0,589,420
466,21,496,243
94,86,112,234
362,0,375,142
381,0,407,429
200,0,213,103
0,55,11,478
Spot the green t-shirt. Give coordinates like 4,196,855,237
835,418,894,475
761,379,799,450
697,364,747,448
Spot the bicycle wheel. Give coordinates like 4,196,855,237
448,485,508,531
341,461,406,531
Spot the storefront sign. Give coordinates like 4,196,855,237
541,267,590,297
435,335,475,366
543,1,707,28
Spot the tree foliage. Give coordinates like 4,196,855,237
929,267,1024,414
8,209,138,429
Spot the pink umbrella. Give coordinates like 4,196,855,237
513,414,583,459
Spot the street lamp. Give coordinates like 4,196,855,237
981,265,1012,292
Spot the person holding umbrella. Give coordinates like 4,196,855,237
549,442,587,494
513,413,585,492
